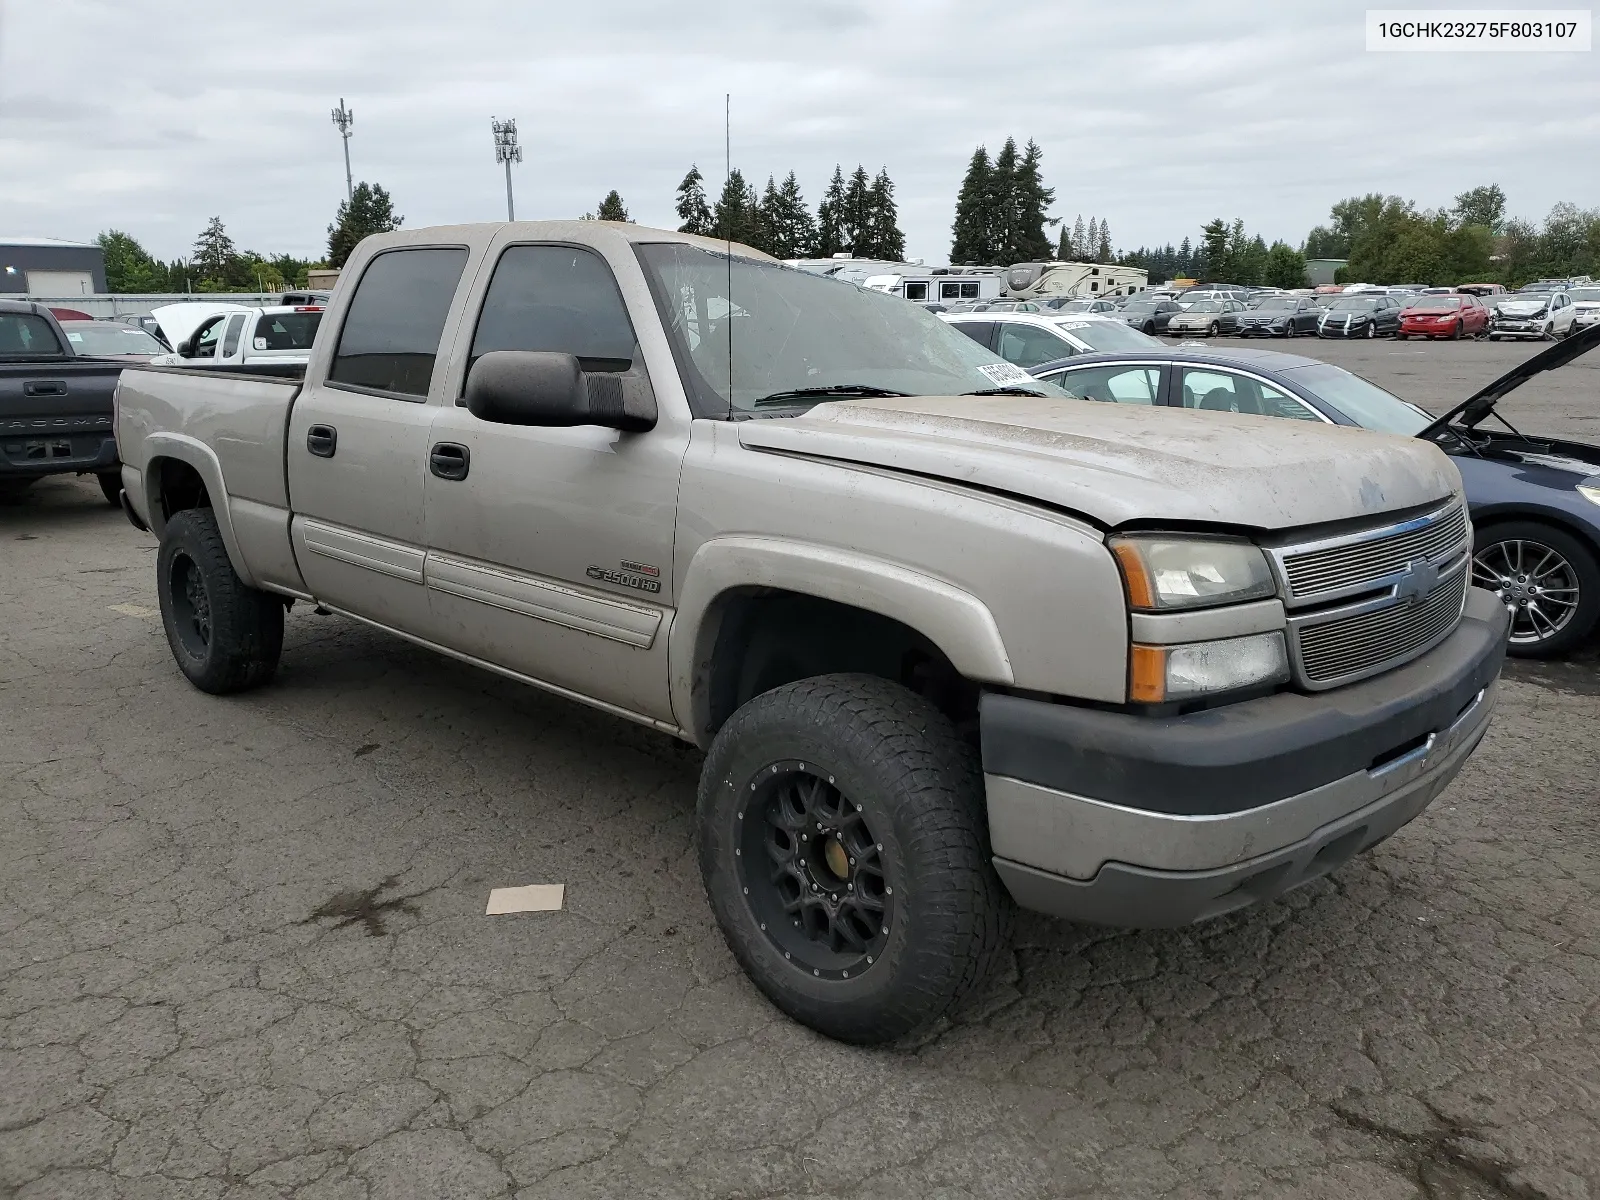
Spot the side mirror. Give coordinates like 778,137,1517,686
176,338,193,357
464,351,655,432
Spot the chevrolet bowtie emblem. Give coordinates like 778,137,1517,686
1394,558,1439,605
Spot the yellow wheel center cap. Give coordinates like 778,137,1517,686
823,838,849,880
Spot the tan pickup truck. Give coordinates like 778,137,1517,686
114,222,1510,1043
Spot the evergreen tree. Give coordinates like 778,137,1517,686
989,139,1020,263
838,166,874,256
712,168,760,246
1072,215,1086,260
1200,219,1230,278
1178,235,1194,276
327,182,403,268
949,147,995,264
1097,219,1112,262
1055,225,1070,260
191,217,236,283
816,165,847,257
596,190,630,222
674,166,713,235
777,172,817,258
1085,218,1099,262
1011,140,1055,262
864,168,905,260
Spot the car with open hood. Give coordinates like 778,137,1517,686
1029,327,1600,656
112,220,1509,1045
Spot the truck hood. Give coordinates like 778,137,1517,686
738,395,1460,531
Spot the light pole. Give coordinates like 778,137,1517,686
492,117,522,221
331,98,354,202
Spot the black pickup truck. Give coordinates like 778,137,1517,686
0,299,125,504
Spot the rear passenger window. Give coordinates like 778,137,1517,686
329,247,469,399
469,245,635,376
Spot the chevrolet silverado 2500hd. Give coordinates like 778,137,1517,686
114,223,1510,1043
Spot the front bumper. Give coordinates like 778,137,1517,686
981,588,1509,927
1400,321,1457,336
1236,322,1286,336
1318,322,1371,338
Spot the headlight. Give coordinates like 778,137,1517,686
1129,632,1290,703
1578,475,1600,507
1109,535,1277,611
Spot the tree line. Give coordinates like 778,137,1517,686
669,163,905,260
98,180,403,294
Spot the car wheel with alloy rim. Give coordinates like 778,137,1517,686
1207,322,1219,336
1364,322,1376,339
1471,521,1600,658
1451,320,1463,340
697,673,1012,1043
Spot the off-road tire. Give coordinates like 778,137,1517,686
156,508,283,693
698,673,1013,1044
97,471,123,506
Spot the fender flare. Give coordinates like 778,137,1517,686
669,535,1014,742
141,433,259,588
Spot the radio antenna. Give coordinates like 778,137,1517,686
725,92,733,418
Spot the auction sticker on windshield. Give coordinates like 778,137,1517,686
978,362,1033,385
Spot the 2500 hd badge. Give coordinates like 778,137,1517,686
586,560,662,594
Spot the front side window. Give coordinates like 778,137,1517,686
1058,365,1162,405
996,322,1073,368
1180,368,1321,421
329,247,469,398
469,245,636,381
0,313,65,357
191,317,225,358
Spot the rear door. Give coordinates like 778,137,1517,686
286,245,471,634
219,313,247,363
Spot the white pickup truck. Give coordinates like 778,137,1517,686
150,303,324,371
114,222,1509,1042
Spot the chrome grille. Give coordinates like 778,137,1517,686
1294,568,1468,686
1281,504,1469,600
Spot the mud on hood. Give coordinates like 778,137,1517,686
739,395,1460,532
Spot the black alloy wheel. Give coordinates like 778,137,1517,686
166,549,214,660
156,507,284,693
1142,320,1156,335
1472,523,1600,658
697,674,1012,1043
1208,322,1220,336
737,762,892,981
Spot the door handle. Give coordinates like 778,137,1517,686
429,442,470,481
306,424,337,458
23,380,67,397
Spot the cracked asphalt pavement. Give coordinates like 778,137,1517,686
2,342,1597,1199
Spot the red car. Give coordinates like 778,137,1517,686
1398,294,1490,340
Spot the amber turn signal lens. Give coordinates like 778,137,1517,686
1111,540,1156,609
1129,644,1168,704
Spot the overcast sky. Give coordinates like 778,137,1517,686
1,0,1596,266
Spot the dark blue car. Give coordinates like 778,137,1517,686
1026,327,1600,658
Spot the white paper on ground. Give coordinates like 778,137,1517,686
108,604,158,618
485,884,565,915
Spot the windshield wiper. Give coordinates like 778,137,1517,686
750,385,910,407
963,386,1049,397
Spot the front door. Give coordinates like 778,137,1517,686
286,245,470,634
422,240,687,723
